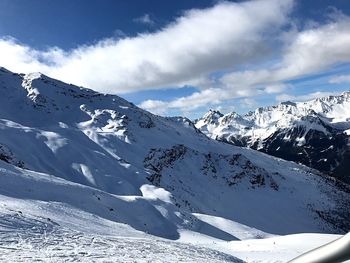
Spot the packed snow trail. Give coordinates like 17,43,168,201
0,229,242,262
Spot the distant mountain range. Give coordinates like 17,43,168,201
195,92,350,184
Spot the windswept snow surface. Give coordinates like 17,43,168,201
0,163,346,262
0,67,349,262
0,162,242,262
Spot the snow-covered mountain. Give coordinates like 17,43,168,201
0,67,349,261
195,93,350,184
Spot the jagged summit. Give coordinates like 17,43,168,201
280,100,297,106
195,91,350,183
0,67,137,126
201,109,224,123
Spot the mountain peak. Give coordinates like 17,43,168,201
0,67,135,126
341,90,350,97
201,109,224,124
206,109,223,116
0,66,12,74
280,100,297,106
195,90,350,184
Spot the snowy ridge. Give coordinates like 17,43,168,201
0,67,349,262
195,92,350,183
196,92,350,141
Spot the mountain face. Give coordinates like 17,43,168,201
195,93,350,184
0,67,349,260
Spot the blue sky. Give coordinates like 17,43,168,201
0,0,350,119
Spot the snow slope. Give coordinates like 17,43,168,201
195,93,350,183
0,161,244,262
0,161,347,262
0,67,349,261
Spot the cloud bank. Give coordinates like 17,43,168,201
276,91,339,102
0,0,292,94
141,11,350,114
329,74,350,84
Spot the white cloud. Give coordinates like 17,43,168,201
329,74,350,84
139,88,226,113
275,91,337,102
0,0,293,94
220,15,350,89
133,14,155,25
138,99,167,115
240,98,257,108
143,12,350,114
215,105,236,114
0,37,62,73
139,84,263,114
264,83,288,94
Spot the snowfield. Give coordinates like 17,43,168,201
0,222,241,262
0,193,345,262
0,67,349,262
0,187,344,263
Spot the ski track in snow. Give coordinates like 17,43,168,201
0,223,240,263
